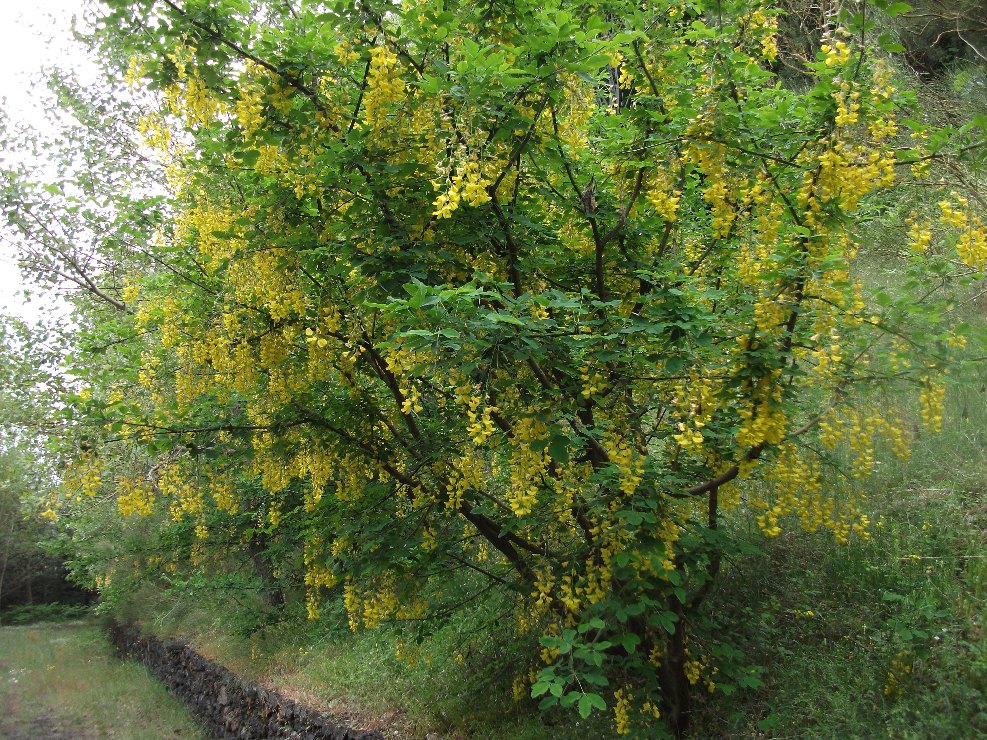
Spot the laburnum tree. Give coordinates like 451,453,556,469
15,0,986,735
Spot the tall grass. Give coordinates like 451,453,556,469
690,368,987,738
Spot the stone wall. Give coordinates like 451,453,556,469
108,622,383,740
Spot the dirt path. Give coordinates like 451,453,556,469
0,706,95,739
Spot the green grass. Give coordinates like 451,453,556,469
0,621,204,739
690,375,987,738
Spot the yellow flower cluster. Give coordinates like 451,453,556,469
596,533,629,605
810,141,895,215
433,160,492,219
907,215,933,253
137,112,172,154
818,404,910,479
672,375,719,453
165,75,222,128
401,384,424,414
867,61,899,141
363,46,405,130
531,566,555,615
821,39,851,67
342,571,425,630
646,167,681,223
833,83,861,128
940,196,987,270
467,398,499,446
736,208,780,285
507,417,551,515
755,444,869,541
116,476,155,517
809,327,845,381
651,514,681,575
919,376,946,432
250,433,293,494
512,673,529,702
606,434,645,496
580,365,606,398
295,446,337,511
684,657,702,685
557,219,596,256
555,74,595,155
62,454,103,499
614,687,633,735
883,650,912,697
161,463,204,528
267,80,294,115
755,443,819,536
175,201,245,268
124,55,144,91
686,140,735,237
335,451,380,502
303,537,337,621
235,63,266,139
163,45,225,127
446,453,484,511
335,40,361,65
747,9,779,61
209,476,238,514
384,341,423,377
343,580,361,631
228,248,307,322
736,374,786,450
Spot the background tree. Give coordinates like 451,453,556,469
0,316,90,615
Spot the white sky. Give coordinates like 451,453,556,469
0,0,93,323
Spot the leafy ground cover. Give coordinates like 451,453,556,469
0,621,203,739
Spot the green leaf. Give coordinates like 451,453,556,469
884,2,913,17
577,692,607,718
547,434,571,463
757,713,781,731
234,149,260,167
618,633,641,654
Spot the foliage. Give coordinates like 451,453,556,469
0,447,51,610
0,314,67,449
0,321,85,613
775,0,987,78
0,602,91,625
3,0,986,735
692,378,987,737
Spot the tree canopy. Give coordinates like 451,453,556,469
3,0,985,735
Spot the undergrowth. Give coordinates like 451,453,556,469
690,366,987,738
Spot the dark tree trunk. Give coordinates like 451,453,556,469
660,596,691,739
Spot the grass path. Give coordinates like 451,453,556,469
0,621,203,739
